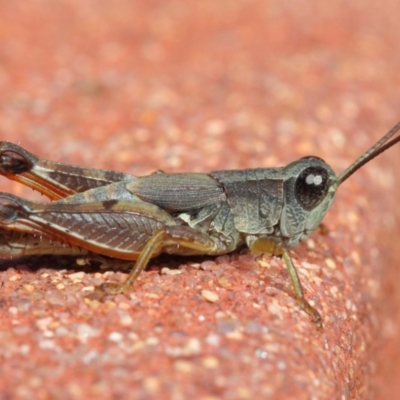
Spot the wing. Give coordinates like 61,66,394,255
126,172,226,212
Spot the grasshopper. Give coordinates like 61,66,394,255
0,123,399,328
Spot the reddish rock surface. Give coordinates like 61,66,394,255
0,1,399,399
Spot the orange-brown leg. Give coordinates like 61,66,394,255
0,141,131,200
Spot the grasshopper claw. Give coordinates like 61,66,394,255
299,299,323,330
98,282,126,295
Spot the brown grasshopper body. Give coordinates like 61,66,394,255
0,123,399,327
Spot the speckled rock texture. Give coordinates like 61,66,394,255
0,1,399,399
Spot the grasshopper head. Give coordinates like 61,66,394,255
280,121,400,247
280,156,336,246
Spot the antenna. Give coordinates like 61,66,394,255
336,121,400,185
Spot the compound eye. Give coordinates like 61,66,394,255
295,166,330,210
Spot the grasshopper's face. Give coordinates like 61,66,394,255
280,156,337,246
